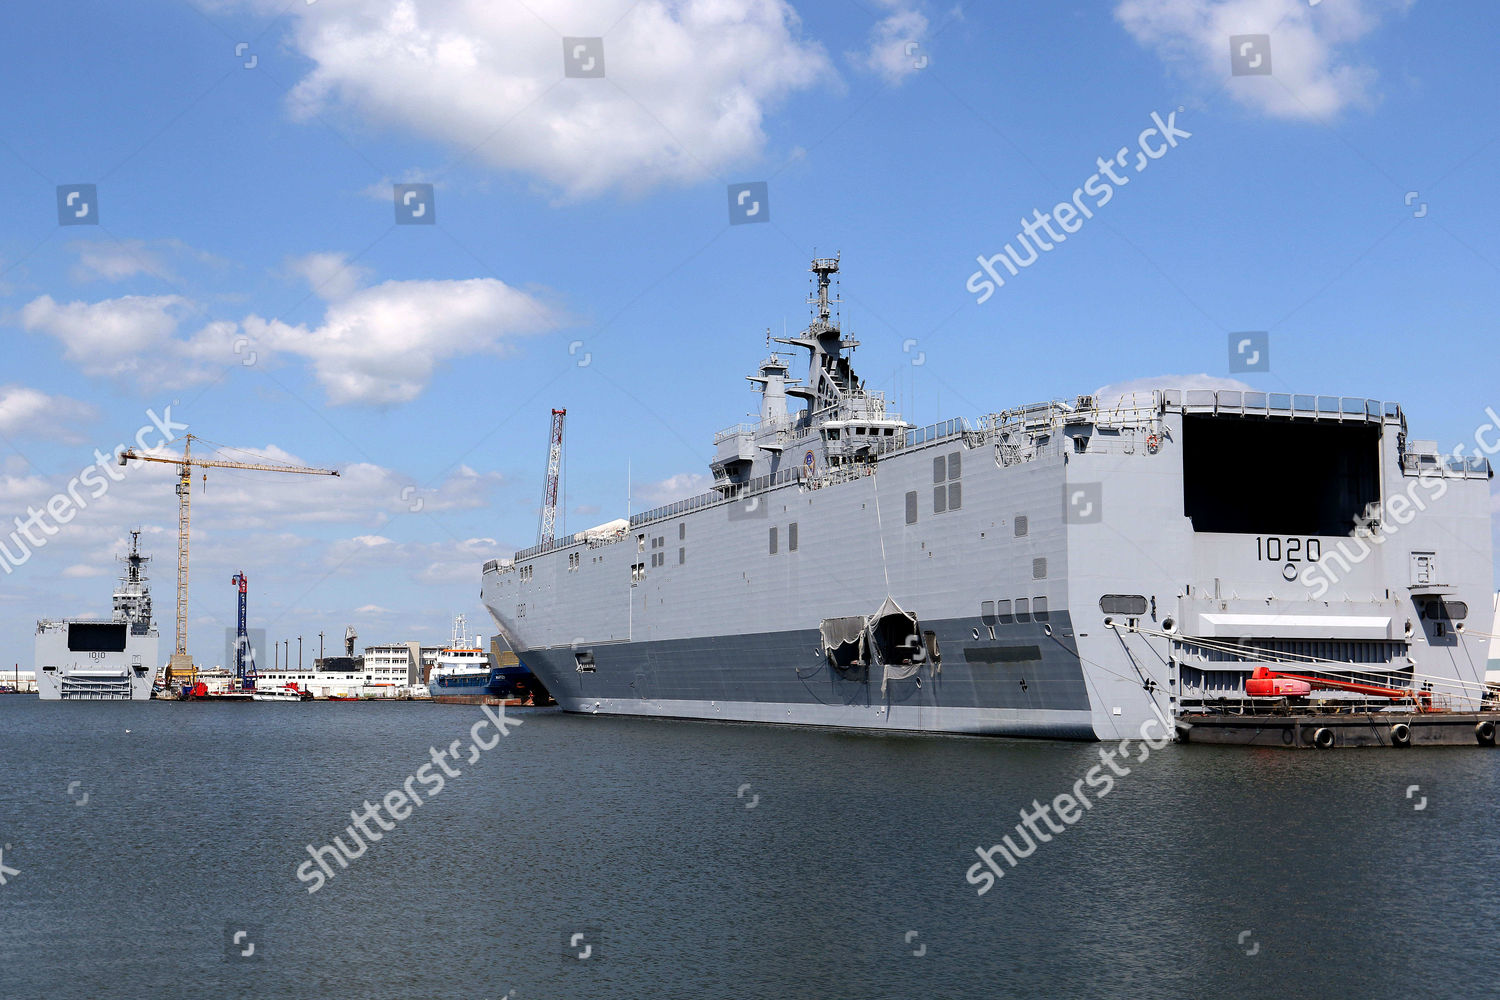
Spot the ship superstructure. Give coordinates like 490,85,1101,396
481,257,1495,739
36,530,159,700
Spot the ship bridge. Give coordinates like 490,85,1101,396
711,254,911,492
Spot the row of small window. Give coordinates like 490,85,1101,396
981,597,1050,623
825,426,898,439
769,523,799,554
567,552,581,571
518,565,534,581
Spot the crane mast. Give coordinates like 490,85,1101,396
117,433,338,679
174,436,192,672
538,408,566,546
231,572,249,685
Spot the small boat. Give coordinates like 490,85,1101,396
251,684,308,702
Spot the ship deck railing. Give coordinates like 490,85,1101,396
503,389,1466,565
1400,452,1492,477
1166,388,1403,425
712,422,759,444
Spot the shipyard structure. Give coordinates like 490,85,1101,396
482,257,1493,740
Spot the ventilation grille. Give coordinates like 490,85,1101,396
1176,638,1407,667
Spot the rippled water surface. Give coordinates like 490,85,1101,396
2,697,1497,999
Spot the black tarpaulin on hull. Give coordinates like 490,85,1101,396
819,597,937,692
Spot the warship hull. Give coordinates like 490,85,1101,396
481,262,1494,740
516,614,1093,736
485,401,1493,739
35,622,157,701
35,531,159,701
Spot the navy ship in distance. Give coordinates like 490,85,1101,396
35,530,158,700
481,256,1495,739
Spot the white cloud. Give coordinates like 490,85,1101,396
245,276,562,405
71,240,172,283
69,237,226,283
285,251,372,302
62,564,107,579
1114,0,1410,119
0,472,61,504
24,269,562,405
20,294,185,375
249,0,832,198
415,537,503,585
1094,373,1253,403
636,472,713,506
317,532,503,586
853,2,930,84
0,386,98,444
18,294,241,386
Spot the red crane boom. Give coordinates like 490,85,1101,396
1246,666,1434,712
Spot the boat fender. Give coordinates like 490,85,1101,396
1390,723,1411,748
1476,720,1496,746
1312,727,1335,749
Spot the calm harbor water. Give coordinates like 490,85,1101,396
2,696,1497,999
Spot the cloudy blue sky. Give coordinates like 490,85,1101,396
1,0,1496,667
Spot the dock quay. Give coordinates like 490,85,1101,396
1178,711,1500,748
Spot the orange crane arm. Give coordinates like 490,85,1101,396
117,450,339,476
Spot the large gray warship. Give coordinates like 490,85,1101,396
35,530,158,700
481,257,1495,739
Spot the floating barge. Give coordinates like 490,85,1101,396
431,695,525,707
1179,710,1500,748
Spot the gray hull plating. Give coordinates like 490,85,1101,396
523,614,1094,738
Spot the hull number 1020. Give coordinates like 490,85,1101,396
1256,536,1321,563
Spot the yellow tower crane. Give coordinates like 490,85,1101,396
117,434,339,681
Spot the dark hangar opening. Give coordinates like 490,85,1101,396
1182,416,1381,536
67,622,129,653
